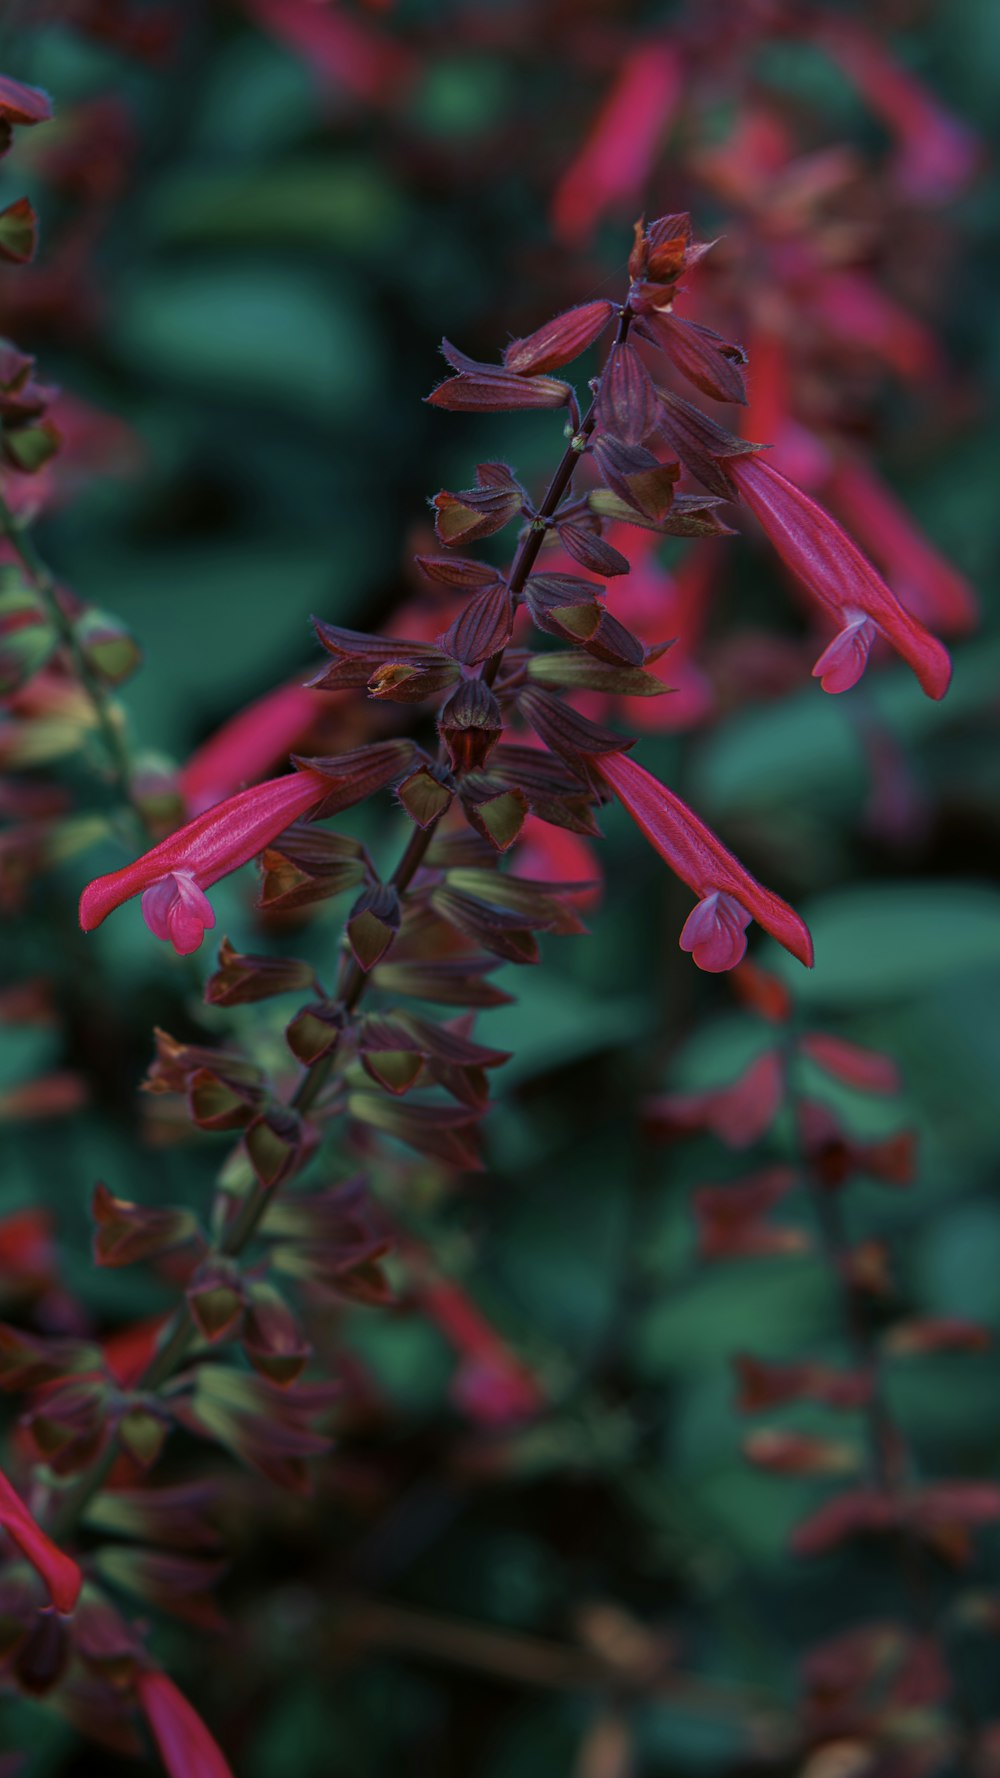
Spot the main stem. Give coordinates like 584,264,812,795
49,306,632,1545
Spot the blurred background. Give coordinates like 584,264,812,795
0,1,998,1772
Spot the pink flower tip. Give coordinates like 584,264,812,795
811,613,877,694
141,872,216,955
679,891,752,972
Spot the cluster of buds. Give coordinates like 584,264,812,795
646,960,1000,1775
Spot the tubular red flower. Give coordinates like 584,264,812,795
551,44,682,245
178,681,320,816
728,455,952,700
80,769,331,955
817,18,979,201
236,0,414,106
136,1670,233,1778
0,1466,81,1612
825,458,978,637
597,751,812,970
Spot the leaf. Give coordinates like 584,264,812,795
116,264,378,420
771,883,1000,1006
695,639,1000,812
151,160,406,251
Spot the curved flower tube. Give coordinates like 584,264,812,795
80,768,331,956
136,1670,234,1778
178,681,320,816
729,455,952,700
597,751,813,972
824,458,978,637
551,43,683,246
0,1465,81,1612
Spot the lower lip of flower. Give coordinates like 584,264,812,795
811,612,877,694
679,890,753,972
140,871,217,956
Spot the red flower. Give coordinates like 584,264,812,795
404,1247,544,1427
729,456,952,700
825,458,978,637
818,18,979,201
693,1168,806,1262
805,271,938,384
178,681,320,816
80,769,331,955
0,1465,81,1612
136,1670,233,1778
551,44,682,245
236,0,414,106
596,751,813,971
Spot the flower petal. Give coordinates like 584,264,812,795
136,1670,233,1778
0,1466,81,1613
141,873,217,956
811,614,877,694
679,891,752,972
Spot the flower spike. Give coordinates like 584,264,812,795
597,751,812,971
80,768,332,955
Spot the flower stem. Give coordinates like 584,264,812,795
0,493,147,833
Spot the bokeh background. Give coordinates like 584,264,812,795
1,1,999,1772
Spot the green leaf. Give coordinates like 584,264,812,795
768,882,1000,1005
116,263,379,421
695,638,1000,812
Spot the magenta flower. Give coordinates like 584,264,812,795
817,18,979,202
597,751,813,972
136,1670,233,1778
728,455,952,700
178,680,320,816
825,458,978,637
80,769,331,956
551,43,682,245
0,1464,81,1612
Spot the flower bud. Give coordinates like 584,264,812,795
437,678,503,774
